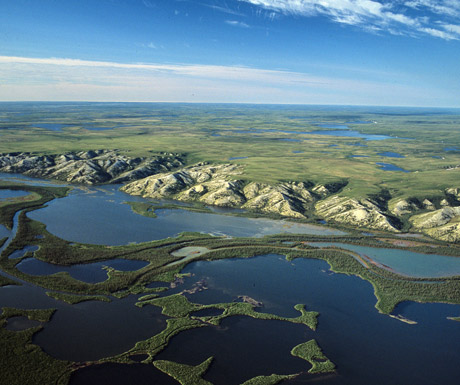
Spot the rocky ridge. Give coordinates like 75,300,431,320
121,162,342,219
0,150,184,185
315,196,400,232
390,190,460,242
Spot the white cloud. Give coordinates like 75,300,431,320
225,20,251,28
405,0,460,18
239,0,460,40
0,56,454,106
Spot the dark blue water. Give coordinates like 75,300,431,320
292,151,304,154
16,258,148,283
0,279,168,362
0,189,29,199
376,162,410,172
346,142,367,147
70,363,179,385
377,152,405,158
444,147,460,152
157,255,460,385
8,245,39,259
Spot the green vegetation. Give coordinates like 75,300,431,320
45,291,111,304
137,293,318,330
0,184,69,229
291,339,336,374
1,104,459,204
0,271,18,287
126,201,213,218
153,357,214,385
115,317,206,362
0,307,71,385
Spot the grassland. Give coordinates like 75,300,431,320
1,103,459,201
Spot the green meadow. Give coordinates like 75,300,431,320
1,103,459,201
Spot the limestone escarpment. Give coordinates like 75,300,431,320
0,150,184,185
315,195,401,232
121,163,343,219
389,189,460,241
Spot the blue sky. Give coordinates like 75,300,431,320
0,0,459,106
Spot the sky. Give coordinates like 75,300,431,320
0,0,459,107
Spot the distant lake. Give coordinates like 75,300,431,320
307,130,392,140
376,162,410,172
228,156,248,160
378,152,405,158
33,123,68,132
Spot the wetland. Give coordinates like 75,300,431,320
0,103,460,385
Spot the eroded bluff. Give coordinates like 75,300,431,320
0,150,184,184
121,162,350,219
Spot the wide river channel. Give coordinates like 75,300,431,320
0,174,459,385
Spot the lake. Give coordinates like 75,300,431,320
0,174,459,384
27,183,343,245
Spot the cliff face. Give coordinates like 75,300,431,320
121,162,339,219
315,196,400,232
408,206,460,242
0,151,184,185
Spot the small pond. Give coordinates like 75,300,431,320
376,162,410,172
16,258,148,283
377,152,405,158
0,189,29,200
307,130,392,140
8,245,39,259
444,147,460,152
33,123,68,132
